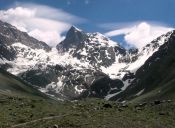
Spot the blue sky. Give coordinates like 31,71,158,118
0,0,174,48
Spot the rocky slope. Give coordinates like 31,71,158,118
0,20,51,51
110,30,175,101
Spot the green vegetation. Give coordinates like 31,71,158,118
0,97,175,128
0,69,175,128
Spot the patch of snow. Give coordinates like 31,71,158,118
72,26,82,32
5,43,93,75
122,78,135,91
87,32,119,47
74,85,85,94
100,59,126,79
135,89,145,96
39,87,48,93
80,48,88,56
105,91,121,100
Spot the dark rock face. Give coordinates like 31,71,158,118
0,42,16,70
0,20,51,51
118,48,139,64
128,48,139,62
79,76,124,99
0,43,16,61
122,72,135,81
89,77,123,98
19,66,58,87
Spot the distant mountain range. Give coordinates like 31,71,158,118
0,20,175,101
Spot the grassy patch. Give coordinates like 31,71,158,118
0,96,175,128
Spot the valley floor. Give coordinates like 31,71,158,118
0,95,175,128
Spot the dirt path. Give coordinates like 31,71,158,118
11,114,69,128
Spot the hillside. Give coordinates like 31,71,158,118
110,30,175,102
0,68,48,98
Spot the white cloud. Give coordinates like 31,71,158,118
28,29,65,47
0,4,85,47
104,22,174,48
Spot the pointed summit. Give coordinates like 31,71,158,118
69,25,82,32
66,26,84,39
57,26,87,51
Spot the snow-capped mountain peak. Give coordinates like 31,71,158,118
70,25,83,32
56,26,87,51
0,20,174,100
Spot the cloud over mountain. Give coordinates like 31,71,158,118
104,22,173,48
0,3,85,47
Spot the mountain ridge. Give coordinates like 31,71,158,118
109,30,175,102
0,20,174,101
